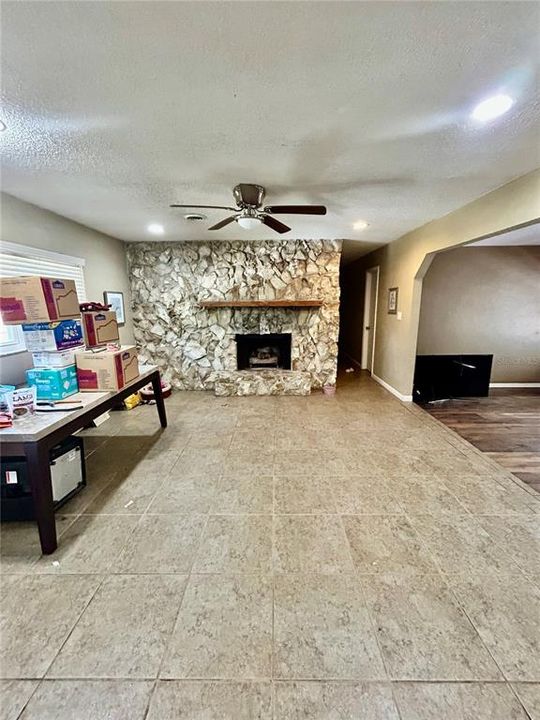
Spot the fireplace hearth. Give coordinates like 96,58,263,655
235,333,292,370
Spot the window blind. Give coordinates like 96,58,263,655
0,245,87,302
0,243,87,355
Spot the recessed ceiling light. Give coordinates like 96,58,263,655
353,220,369,231
147,223,165,235
0,120,6,132
472,94,513,122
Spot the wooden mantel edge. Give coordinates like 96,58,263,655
199,299,324,309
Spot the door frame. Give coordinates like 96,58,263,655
361,265,380,372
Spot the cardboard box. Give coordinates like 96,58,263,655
82,310,119,347
0,277,80,324
75,345,139,391
22,319,84,352
31,350,77,369
26,365,79,401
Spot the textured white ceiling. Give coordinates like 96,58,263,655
1,1,539,262
467,222,540,246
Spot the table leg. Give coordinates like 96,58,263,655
151,371,168,428
25,441,57,555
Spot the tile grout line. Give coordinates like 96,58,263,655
397,504,528,683
38,573,107,682
13,677,42,720
141,679,158,720
41,433,202,692
442,575,510,684
450,513,537,584
339,513,395,689
6,675,536,684
271,473,276,689
507,681,537,719
367,496,511,686
154,508,212,682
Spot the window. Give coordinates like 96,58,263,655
0,242,86,356
0,322,26,355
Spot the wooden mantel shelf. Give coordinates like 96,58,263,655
199,299,323,309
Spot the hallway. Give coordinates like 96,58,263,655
1,373,539,719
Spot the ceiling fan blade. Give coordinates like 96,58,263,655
170,204,237,211
263,205,327,215
261,215,291,234
208,215,237,231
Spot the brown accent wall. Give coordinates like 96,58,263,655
417,246,540,383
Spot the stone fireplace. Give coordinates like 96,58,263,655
236,333,292,370
126,239,341,393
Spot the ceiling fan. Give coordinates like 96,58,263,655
170,183,326,234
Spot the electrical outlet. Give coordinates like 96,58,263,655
396,311,402,320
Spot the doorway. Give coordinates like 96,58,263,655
361,266,379,373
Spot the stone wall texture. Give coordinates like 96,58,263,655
126,239,342,391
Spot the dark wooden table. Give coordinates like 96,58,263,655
0,366,167,554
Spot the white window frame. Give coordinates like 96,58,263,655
0,242,86,357
0,324,26,356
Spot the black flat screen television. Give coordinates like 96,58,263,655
413,354,493,404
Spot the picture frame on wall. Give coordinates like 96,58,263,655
103,291,125,326
388,287,398,314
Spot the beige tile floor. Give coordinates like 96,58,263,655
1,372,539,719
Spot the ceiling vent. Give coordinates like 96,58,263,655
184,213,207,221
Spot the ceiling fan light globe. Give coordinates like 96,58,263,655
237,216,262,230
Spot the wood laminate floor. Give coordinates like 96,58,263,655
423,388,540,493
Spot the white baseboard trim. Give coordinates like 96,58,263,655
490,382,540,388
372,372,413,402
342,354,414,402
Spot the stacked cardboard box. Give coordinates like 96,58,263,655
76,308,141,390
0,276,80,324
75,345,139,391
81,310,120,348
76,305,141,390
1,276,140,398
0,276,83,402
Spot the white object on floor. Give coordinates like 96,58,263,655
92,412,110,427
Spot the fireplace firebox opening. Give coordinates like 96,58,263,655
235,333,292,370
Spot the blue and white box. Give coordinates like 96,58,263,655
31,350,77,369
22,319,84,352
26,365,79,401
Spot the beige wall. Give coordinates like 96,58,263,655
417,246,540,383
341,170,540,396
0,193,133,385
